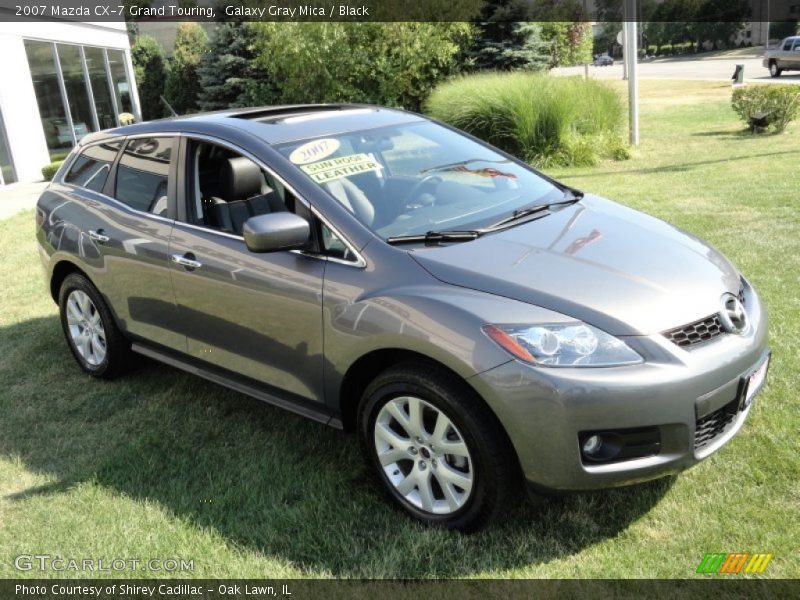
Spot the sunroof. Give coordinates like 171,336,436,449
229,104,362,123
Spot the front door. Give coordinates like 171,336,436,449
168,138,326,404
791,39,800,68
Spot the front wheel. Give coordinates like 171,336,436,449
358,363,520,532
770,61,782,78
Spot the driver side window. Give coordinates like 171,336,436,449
115,137,174,216
186,140,294,237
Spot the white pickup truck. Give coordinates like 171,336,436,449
764,36,800,77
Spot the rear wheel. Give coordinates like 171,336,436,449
58,273,131,378
770,61,782,78
358,362,520,532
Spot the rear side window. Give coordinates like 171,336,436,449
64,141,121,192
115,137,174,215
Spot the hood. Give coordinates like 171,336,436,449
409,195,741,336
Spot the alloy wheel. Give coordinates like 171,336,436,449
65,289,107,366
373,396,473,515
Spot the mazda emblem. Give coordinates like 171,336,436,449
718,294,748,334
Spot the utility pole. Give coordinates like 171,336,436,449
766,0,771,48
624,0,640,146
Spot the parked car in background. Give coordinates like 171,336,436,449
36,105,769,531
594,54,614,67
764,36,800,77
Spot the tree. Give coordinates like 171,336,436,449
471,0,550,71
165,23,208,114
688,0,749,50
132,35,168,120
541,22,594,67
197,22,262,111
472,22,551,71
249,23,473,111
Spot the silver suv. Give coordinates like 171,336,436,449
36,105,770,531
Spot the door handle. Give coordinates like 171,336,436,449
88,229,110,243
171,253,203,270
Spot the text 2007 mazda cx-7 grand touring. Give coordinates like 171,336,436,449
36,105,770,531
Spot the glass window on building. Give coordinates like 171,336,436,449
0,107,16,185
84,46,117,130
107,49,134,118
56,44,96,138
24,40,72,160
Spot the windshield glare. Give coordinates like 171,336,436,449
276,121,561,240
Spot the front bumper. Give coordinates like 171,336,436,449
469,282,769,491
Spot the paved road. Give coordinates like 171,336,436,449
0,181,47,220
553,54,800,84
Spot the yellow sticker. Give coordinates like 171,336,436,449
289,138,341,165
300,153,382,184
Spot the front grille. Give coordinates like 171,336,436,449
663,282,747,349
695,397,739,451
663,315,725,348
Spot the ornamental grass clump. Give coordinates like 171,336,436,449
425,72,628,167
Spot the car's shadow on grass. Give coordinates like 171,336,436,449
0,315,673,577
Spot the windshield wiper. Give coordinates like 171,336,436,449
489,188,584,229
419,158,509,174
386,230,483,246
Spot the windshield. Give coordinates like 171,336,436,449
276,121,562,240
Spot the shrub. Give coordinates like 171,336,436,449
41,160,64,181
425,72,627,167
732,84,800,133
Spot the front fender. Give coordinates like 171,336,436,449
321,280,570,411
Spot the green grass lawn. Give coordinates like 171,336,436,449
1,80,798,579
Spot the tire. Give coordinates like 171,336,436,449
770,61,782,78
358,362,520,532
58,272,131,379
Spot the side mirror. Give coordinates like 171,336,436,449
243,213,310,253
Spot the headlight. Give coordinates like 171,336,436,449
482,323,643,367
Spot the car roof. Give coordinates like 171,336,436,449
80,104,426,147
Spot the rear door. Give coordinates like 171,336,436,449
791,38,800,68
77,135,184,350
167,136,327,405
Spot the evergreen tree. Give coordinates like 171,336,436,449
472,21,550,71
165,23,208,114
197,23,261,111
131,35,168,120
471,0,550,70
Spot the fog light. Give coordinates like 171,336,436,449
582,434,603,456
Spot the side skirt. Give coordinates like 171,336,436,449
131,342,343,429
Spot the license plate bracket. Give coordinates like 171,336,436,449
740,354,770,410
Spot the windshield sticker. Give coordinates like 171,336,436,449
300,153,383,184
289,138,341,165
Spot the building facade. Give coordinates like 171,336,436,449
0,21,140,185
